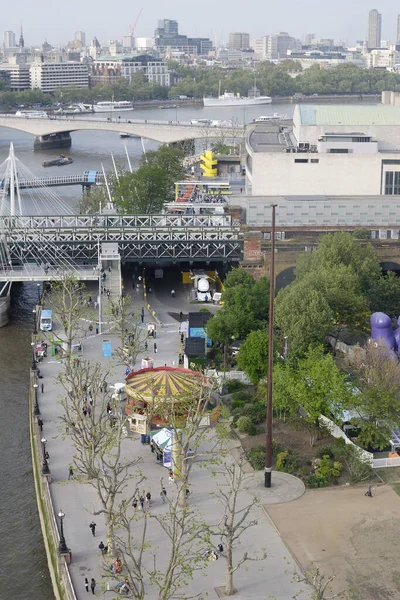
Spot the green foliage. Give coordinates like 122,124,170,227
317,455,342,480
236,415,255,434
306,473,329,488
275,450,301,475
332,441,373,482
367,271,400,318
236,329,269,384
112,146,185,214
231,390,253,403
248,446,265,470
316,445,334,459
239,402,265,425
353,228,371,240
224,379,246,394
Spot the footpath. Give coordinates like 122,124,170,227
33,278,311,600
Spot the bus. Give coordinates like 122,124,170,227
40,309,53,332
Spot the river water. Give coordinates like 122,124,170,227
0,98,378,599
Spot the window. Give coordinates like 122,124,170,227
294,159,308,163
310,159,319,163
329,149,349,153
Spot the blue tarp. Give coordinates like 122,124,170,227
102,339,112,357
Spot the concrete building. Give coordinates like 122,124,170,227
0,54,30,90
74,31,86,46
30,61,89,92
91,54,170,86
135,38,155,52
368,9,382,49
252,37,268,60
304,33,315,46
266,32,298,60
229,32,250,50
3,31,16,49
245,103,400,199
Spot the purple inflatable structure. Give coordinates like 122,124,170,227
370,312,400,351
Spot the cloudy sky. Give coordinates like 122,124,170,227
5,1,400,46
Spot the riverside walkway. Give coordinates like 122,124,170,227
32,279,311,600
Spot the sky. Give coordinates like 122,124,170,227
4,0,400,47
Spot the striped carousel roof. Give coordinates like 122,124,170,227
125,366,204,401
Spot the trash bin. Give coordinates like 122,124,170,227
140,434,147,444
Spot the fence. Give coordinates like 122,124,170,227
319,414,374,465
205,369,251,385
372,456,400,468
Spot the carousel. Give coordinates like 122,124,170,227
124,366,207,436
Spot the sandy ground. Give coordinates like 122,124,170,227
265,484,400,600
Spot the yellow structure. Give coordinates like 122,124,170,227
200,150,217,177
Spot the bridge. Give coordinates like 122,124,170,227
0,114,245,145
16,171,104,190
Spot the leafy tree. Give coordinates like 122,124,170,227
275,281,333,360
346,344,400,450
236,329,269,384
367,271,400,318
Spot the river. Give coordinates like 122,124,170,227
0,98,378,599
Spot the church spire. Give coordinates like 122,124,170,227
19,25,24,49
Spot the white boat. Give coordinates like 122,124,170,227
93,101,134,113
203,83,271,107
56,103,93,115
255,113,288,122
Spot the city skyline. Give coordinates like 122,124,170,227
4,1,400,47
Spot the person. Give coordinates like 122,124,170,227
171,289,175,298
179,311,183,322
108,266,111,273
144,340,148,351
148,286,152,294
168,470,174,484
98,541,105,554
139,495,144,511
218,543,224,553
89,521,97,536
37,418,43,432
82,406,87,417
365,484,373,497
68,466,74,480
141,313,144,323
146,491,152,508
160,486,167,503
132,497,138,510
88,323,93,333
106,403,111,414
85,577,89,592
41,382,44,393
154,342,157,353
95,324,99,335
90,578,96,594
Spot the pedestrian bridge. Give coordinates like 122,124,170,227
0,264,99,283
0,114,245,144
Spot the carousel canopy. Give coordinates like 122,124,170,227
125,366,204,405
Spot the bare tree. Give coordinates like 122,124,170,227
58,358,143,555
294,566,348,600
109,294,147,369
108,478,209,600
209,452,267,596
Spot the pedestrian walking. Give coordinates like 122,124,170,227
87,405,92,416
68,465,74,480
168,470,174,485
89,521,97,536
107,290,110,298
90,579,96,595
146,491,152,508
132,497,138,510
144,340,148,351
108,266,111,273
82,406,88,417
154,342,157,353
85,577,89,592
37,418,43,432
98,541,105,554
95,324,99,335
179,311,183,322
160,487,167,503
41,382,44,393
365,484,373,497
171,289,175,298
139,495,145,511
141,313,144,323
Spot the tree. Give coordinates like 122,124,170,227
346,344,400,450
108,294,146,369
209,452,267,596
206,310,237,370
112,146,186,214
294,566,348,600
367,270,400,318
79,184,110,214
275,281,333,360
236,329,269,384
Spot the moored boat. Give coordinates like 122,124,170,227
93,101,134,112
42,155,73,167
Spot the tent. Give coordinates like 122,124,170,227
150,428,173,468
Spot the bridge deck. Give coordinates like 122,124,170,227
0,265,99,283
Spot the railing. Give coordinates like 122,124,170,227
17,172,103,189
373,457,400,468
0,265,99,281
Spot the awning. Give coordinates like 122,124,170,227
150,428,172,451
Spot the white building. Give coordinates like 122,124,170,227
30,61,89,92
3,30,16,49
91,54,170,86
245,102,400,198
0,54,30,90
135,38,155,52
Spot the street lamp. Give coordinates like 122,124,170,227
41,437,50,476
31,341,37,371
37,283,41,304
33,383,40,417
33,308,37,335
58,509,69,554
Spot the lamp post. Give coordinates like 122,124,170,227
37,283,41,304
265,204,277,488
33,308,37,335
41,436,50,475
58,509,69,554
33,383,40,417
31,341,37,371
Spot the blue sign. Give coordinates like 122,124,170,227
189,327,206,339
87,170,97,183
102,340,112,357
163,450,172,468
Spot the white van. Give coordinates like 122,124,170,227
111,382,127,402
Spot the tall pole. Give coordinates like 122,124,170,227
265,204,277,488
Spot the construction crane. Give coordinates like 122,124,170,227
128,8,143,47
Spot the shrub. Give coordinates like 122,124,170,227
240,402,265,424
272,439,284,456
306,473,329,488
317,455,342,480
316,445,334,459
248,446,265,470
231,400,246,410
225,380,246,393
276,450,301,475
333,442,373,482
199,308,210,313
236,416,253,434
231,390,253,403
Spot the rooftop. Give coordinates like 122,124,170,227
248,124,294,153
298,104,400,126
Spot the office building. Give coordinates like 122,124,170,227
229,32,250,50
75,31,86,46
154,19,212,54
304,33,315,46
30,61,89,92
0,54,30,90
91,54,170,86
367,9,381,49
3,31,16,49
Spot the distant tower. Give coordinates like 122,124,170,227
397,15,400,44
367,9,381,49
19,25,24,49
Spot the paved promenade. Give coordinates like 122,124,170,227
35,276,311,600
